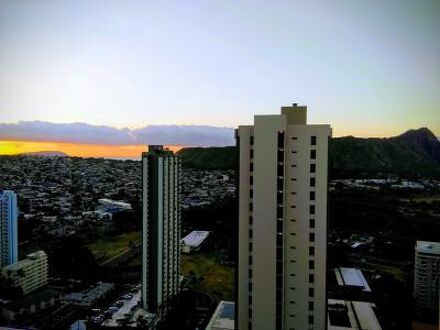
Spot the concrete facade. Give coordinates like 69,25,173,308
328,299,382,330
142,145,181,317
2,251,48,295
236,104,331,330
0,190,18,267
206,300,235,330
414,241,440,321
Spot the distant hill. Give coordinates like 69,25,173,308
331,128,440,176
177,146,237,170
19,151,69,157
178,128,440,176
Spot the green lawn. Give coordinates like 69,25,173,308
410,195,440,203
182,254,234,300
87,231,141,262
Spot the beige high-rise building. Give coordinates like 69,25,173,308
414,241,440,321
2,250,48,295
236,104,331,330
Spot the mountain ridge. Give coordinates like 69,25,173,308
178,128,440,176
18,151,69,157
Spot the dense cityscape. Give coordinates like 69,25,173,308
0,105,439,329
1,2,439,329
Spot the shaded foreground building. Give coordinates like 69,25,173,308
414,241,440,322
236,104,332,330
141,145,181,319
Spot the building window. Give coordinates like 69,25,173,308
249,230,253,238
249,216,253,225
250,149,254,158
310,149,316,159
310,205,315,215
250,176,253,185
276,260,283,275
250,136,254,145
277,177,283,188
277,191,283,204
249,256,253,265
309,302,314,311
278,131,285,148
309,274,314,283
309,260,314,269
250,162,253,172
310,233,315,242
292,137,298,140
310,219,315,228
277,219,283,232
310,164,316,173
310,177,316,187
250,189,253,198
277,206,283,218
310,191,315,200
311,136,316,145
309,246,315,256
277,151,284,162
249,242,253,251
249,269,253,278
249,203,253,211
277,164,284,176
309,315,314,324
309,288,314,297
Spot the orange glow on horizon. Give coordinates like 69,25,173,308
0,140,182,158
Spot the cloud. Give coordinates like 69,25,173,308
0,121,235,146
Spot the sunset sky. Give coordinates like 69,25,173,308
0,0,439,157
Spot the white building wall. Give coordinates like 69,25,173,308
237,104,331,330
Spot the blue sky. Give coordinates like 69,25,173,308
0,0,439,140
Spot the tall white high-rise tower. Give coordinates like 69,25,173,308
236,104,331,330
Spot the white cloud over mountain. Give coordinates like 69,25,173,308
0,121,235,147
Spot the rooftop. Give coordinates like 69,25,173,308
416,241,440,255
100,289,157,328
328,299,381,330
2,250,47,272
3,288,61,311
335,267,371,292
206,300,235,330
182,231,210,248
98,199,132,209
64,282,114,305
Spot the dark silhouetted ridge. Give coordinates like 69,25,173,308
178,128,440,176
19,151,69,157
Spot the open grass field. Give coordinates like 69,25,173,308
87,230,141,262
182,254,234,300
409,195,440,203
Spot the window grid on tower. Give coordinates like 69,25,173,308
275,131,284,330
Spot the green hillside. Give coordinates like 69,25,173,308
177,146,237,170
330,128,440,176
178,128,440,176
